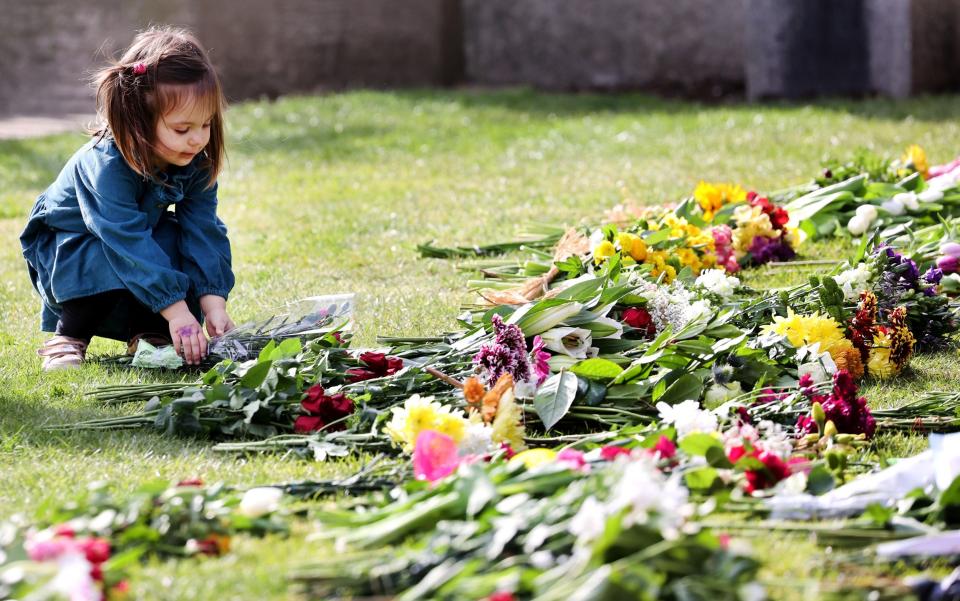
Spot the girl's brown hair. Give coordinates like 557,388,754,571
92,26,226,188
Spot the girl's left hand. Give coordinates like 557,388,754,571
205,308,236,338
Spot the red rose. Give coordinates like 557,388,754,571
488,592,517,601
53,524,75,538
294,415,325,433
622,307,656,338
194,537,221,556
728,446,791,493
746,191,758,203
90,563,103,582
347,352,404,382
301,384,327,414
176,478,204,487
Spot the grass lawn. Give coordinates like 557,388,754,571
2,89,960,599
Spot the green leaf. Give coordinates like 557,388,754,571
534,370,579,431
240,360,273,389
679,433,723,457
257,340,277,362
575,376,608,406
274,337,303,359
570,358,624,381
656,373,703,406
684,466,718,490
705,445,733,469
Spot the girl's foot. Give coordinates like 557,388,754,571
37,335,88,371
127,332,173,355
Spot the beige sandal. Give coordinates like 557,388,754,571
37,335,88,371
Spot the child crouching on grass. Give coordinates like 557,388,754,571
20,26,236,371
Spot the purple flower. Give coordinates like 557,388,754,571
748,236,796,265
924,267,944,285
474,314,531,384
530,335,551,386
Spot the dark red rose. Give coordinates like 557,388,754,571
176,478,204,487
770,207,790,229
294,415,325,433
194,537,221,556
347,352,404,382
745,451,792,493
301,384,328,414
90,563,103,582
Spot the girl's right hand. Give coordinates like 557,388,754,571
161,301,208,365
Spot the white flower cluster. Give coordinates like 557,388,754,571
656,400,719,437
695,269,741,298
645,283,712,334
831,262,873,300
570,455,694,552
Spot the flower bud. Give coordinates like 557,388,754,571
238,487,283,518
846,215,869,236
823,420,838,440
881,198,905,216
937,254,960,274
854,204,878,222
939,242,960,258
812,402,826,433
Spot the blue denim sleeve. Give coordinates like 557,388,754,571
175,173,235,300
75,152,191,312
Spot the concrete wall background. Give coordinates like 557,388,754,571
1,0,959,117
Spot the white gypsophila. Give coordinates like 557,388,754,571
608,457,692,540
656,400,718,437
832,262,872,300
646,284,712,334
695,269,741,298
459,421,495,456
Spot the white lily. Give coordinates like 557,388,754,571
512,302,584,336
540,327,593,359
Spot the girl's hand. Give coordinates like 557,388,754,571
161,301,207,365
204,308,236,338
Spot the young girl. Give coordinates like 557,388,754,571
20,26,236,370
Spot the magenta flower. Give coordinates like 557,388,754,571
556,448,588,472
474,314,531,384
530,335,551,385
413,430,461,482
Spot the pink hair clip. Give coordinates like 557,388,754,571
132,62,147,75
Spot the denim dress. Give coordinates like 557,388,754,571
19,137,234,337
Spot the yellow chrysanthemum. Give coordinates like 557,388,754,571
694,182,747,221
593,240,617,265
617,232,648,262
763,310,849,357
867,331,896,379
903,144,929,176
383,394,468,453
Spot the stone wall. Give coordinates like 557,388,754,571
461,0,747,96
1,0,959,117
0,0,461,116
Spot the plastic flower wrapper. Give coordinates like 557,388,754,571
130,339,183,369
208,293,354,362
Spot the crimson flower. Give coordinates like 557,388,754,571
347,351,404,382
622,307,656,338
600,445,631,461
648,435,677,460
294,384,355,433
727,445,792,493
488,592,517,601
78,538,111,565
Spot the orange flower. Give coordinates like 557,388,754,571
833,345,865,379
464,374,515,424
